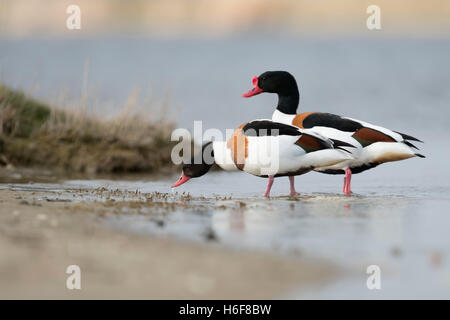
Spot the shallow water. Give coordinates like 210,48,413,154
2,167,450,299
71,173,450,299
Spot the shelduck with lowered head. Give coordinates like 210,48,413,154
172,119,354,198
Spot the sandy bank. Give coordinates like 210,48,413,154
0,188,337,299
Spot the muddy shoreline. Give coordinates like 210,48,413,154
2,166,449,299
0,187,337,299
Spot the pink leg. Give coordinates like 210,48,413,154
289,176,299,196
342,177,347,193
263,176,274,198
343,168,352,195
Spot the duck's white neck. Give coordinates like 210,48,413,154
272,109,296,125
212,141,238,171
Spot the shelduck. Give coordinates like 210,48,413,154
172,120,353,197
242,71,425,195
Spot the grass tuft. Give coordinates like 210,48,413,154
0,84,177,174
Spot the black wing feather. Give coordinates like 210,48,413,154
243,120,337,152
242,120,301,137
303,113,363,132
330,139,356,149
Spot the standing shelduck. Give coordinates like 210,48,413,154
242,71,425,195
172,120,353,197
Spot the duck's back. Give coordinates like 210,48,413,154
273,110,422,148
224,119,351,177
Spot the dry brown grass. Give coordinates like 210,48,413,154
0,84,177,174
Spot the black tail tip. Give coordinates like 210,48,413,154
404,140,419,150
394,131,424,143
415,153,426,158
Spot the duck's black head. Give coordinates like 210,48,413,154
242,71,300,115
172,142,214,187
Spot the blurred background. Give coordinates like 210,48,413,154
1,0,450,299
1,0,449,134
1,0,449,177
2,0,450,36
